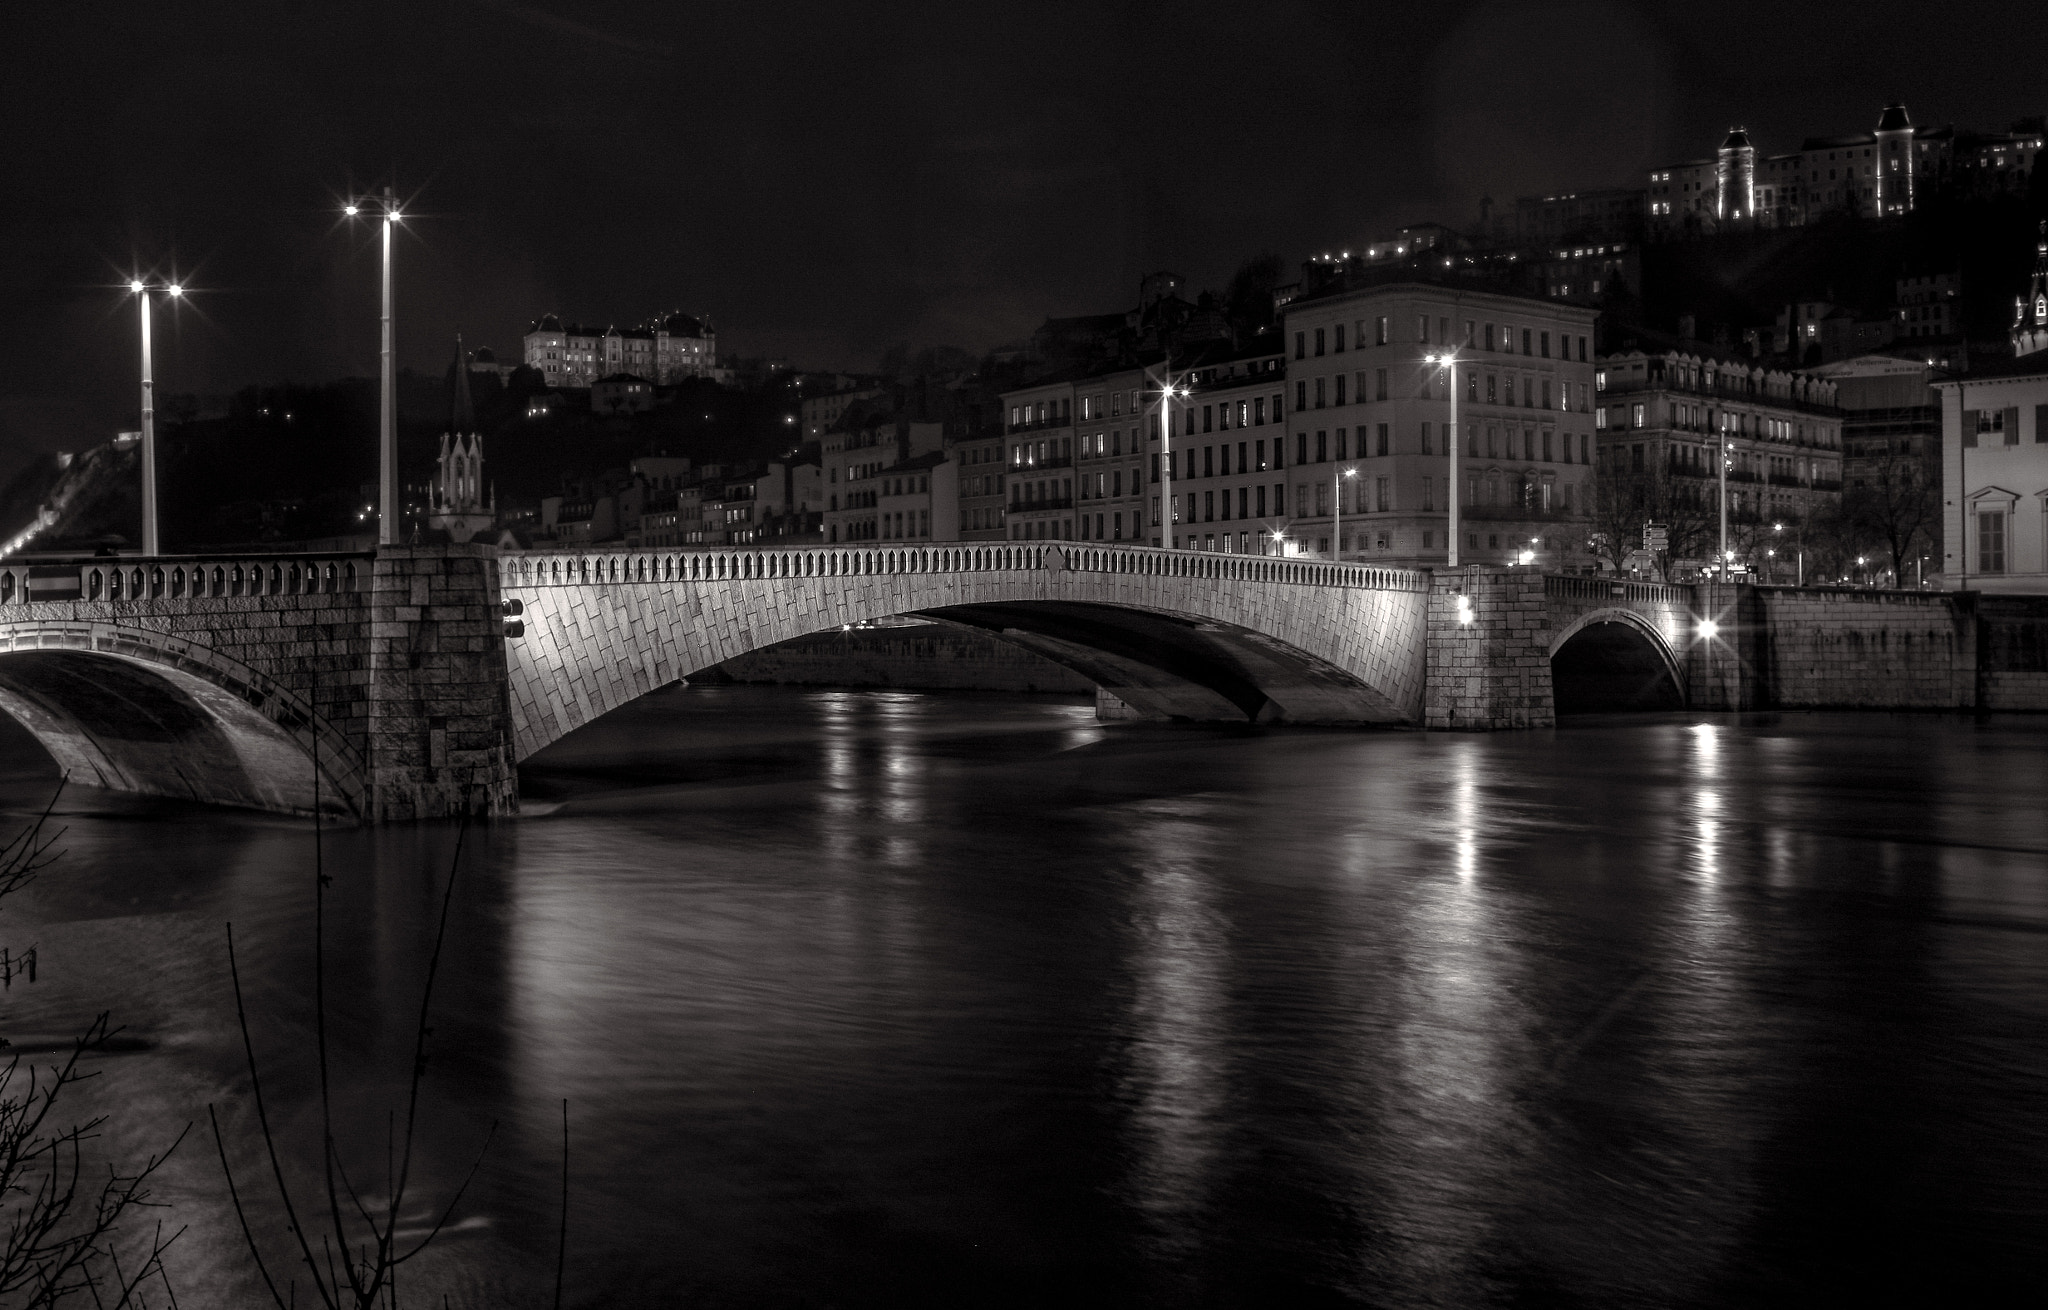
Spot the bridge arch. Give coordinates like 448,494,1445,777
501,544,1432,760
1547,608,1687,713
0,621,363,816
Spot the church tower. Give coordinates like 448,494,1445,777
427,336,496,543
1716,128,1756,225
1875,102,1915,216
2014,222,2048,359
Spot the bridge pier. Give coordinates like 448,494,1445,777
365,545,517,821
1425,566,1556,730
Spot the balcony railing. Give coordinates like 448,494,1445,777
1007,415,1072,434
1009,498,1075,513
1010,455,1073,472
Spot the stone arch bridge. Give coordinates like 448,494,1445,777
0,542,2008,820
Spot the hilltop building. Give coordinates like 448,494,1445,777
1649,103,2043,237
523,312,717,389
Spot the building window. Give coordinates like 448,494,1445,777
1978,510,2007,573
1314,327,1326,356
1315,377,1326,409
1335,374,1347,406
1422,477,1434,511
1375,315,1389,346
1375,368,1388,402
1296,381,1306,412
1295,331,1305,360
1334,323,1346,352
1376,422,1389,456
1376,475,1390,512
1421,421,1433,455
1631,403,1646,428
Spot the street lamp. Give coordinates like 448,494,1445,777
1333,466,1358,561
1424,350,1460,566
345,187,402,546
1718,414,1730,580
128,277,183,556
1154,371,1189,549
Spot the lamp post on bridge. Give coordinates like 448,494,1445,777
1154,368,1189,550
127,277,184,557
1424,350,1460,566
345,187,402,546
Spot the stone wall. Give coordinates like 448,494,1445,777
1425,567,1555,729
364,546,517,821
705,624,1094,694
1754,587,1972,709
1976,596,2048,710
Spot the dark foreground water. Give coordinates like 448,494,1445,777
1,689,2045,1307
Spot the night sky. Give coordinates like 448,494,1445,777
2,0,2040,467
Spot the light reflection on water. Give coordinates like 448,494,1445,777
0,691,2045,1307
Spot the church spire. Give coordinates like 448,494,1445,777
2015,221,2048,358
451,333,475,432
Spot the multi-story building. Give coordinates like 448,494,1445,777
1000,379,1077,540
1150,347,1290,553
802,384,884,443
1277,280,1600,567
1594,335,1843,569
821,399,945,544
522,312,717,389
869,451,959,543
1068,365,1163,546
1895,273,1962,339
1936,232,2048,590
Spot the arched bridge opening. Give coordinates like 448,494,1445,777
1549,612,1686,714
499,542,1433,759
0,635,362,818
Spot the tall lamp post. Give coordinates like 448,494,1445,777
346,187,402,546
1718,415,1730,578
128,278,183,556
1155,371,1188,550
1333,466,1357,560
1425,350,1460,566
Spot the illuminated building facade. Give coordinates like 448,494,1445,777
523,311,717,389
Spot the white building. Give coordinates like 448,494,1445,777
1936,228,2048,590
523,312,717,389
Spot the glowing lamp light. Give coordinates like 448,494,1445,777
1517,549,1535,565
1455,594,1475,626
1697,619,1721,640
165,284,182,298
344,204,359,217
128,279,145,293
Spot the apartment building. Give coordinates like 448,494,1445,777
523,312,717,389
1277,281,1600,567
1594,336,1843,538
1151,347,1290,552
821,399,944,543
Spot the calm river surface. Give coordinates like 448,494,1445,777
2,689,2045,1307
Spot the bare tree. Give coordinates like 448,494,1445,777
1840,440,1941,584
0,786,184,1308
1589,462,1716,581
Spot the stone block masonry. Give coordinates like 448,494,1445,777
365,545,517,821
1425,567,1556,729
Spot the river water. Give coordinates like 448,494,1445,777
1,689,2044,1307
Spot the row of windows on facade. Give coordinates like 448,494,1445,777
1961,405,2048,445
1612,442,1829,481
1596,400,1831,445
1294,317,1590,362
1006,468,1578,545
826,509,932,542
1290,370,1589,414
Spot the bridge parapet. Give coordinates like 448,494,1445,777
0,553,370,604
500,541,1429,593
